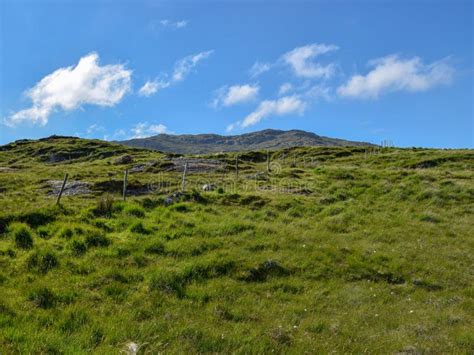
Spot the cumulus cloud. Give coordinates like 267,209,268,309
131,122,169,138
139,50,213,97
227,95,307,131
338,55,454,99
4,52,131,126
212,84,259,108
282,43,338,79
159,19,188,29
249,61,272,77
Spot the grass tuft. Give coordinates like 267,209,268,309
9,223,34,249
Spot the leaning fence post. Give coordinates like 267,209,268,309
123,169,128,201
56,173,68,205
181,161,188,192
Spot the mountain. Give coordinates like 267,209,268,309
117,129,375,154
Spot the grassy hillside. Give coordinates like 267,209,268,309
118,129,375,154
0,137,473,353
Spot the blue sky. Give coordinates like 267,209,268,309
0,0,472,147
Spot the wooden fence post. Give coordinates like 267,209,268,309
123,169,128,201
267,150,270,173
56,173,68,205
235,155,239,179
181,161,188,192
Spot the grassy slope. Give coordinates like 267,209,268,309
0,137,473,353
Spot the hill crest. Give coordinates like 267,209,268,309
117,129,375,154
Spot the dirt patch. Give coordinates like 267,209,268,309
167,158,223,173
93,180,151,195
0,167,17,173
46,180,92,196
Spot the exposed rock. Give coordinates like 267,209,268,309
164,192,184,205
168,158,223,172
93,180,151,195
202,184,216,191
114,154,134,165
123,341,139,354
130,163,147,172
47,180,91,196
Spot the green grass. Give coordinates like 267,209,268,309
0,137,473,353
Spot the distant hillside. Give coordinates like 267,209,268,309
117,129,375,154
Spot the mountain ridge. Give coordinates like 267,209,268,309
117,129,375,154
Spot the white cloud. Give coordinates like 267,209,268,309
278,82,293,95
337,55,454,99
131,122,169,139
249,61,272,77
172,50,213,82
87,124,105,134
282,43,338,79
227,95,307,131
212,84,259,108
304,84,333,101
159,19,188,29
226,122,240,133
104,128,127,141
4,52,131,126
138,80,170,97
139,50,213,97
